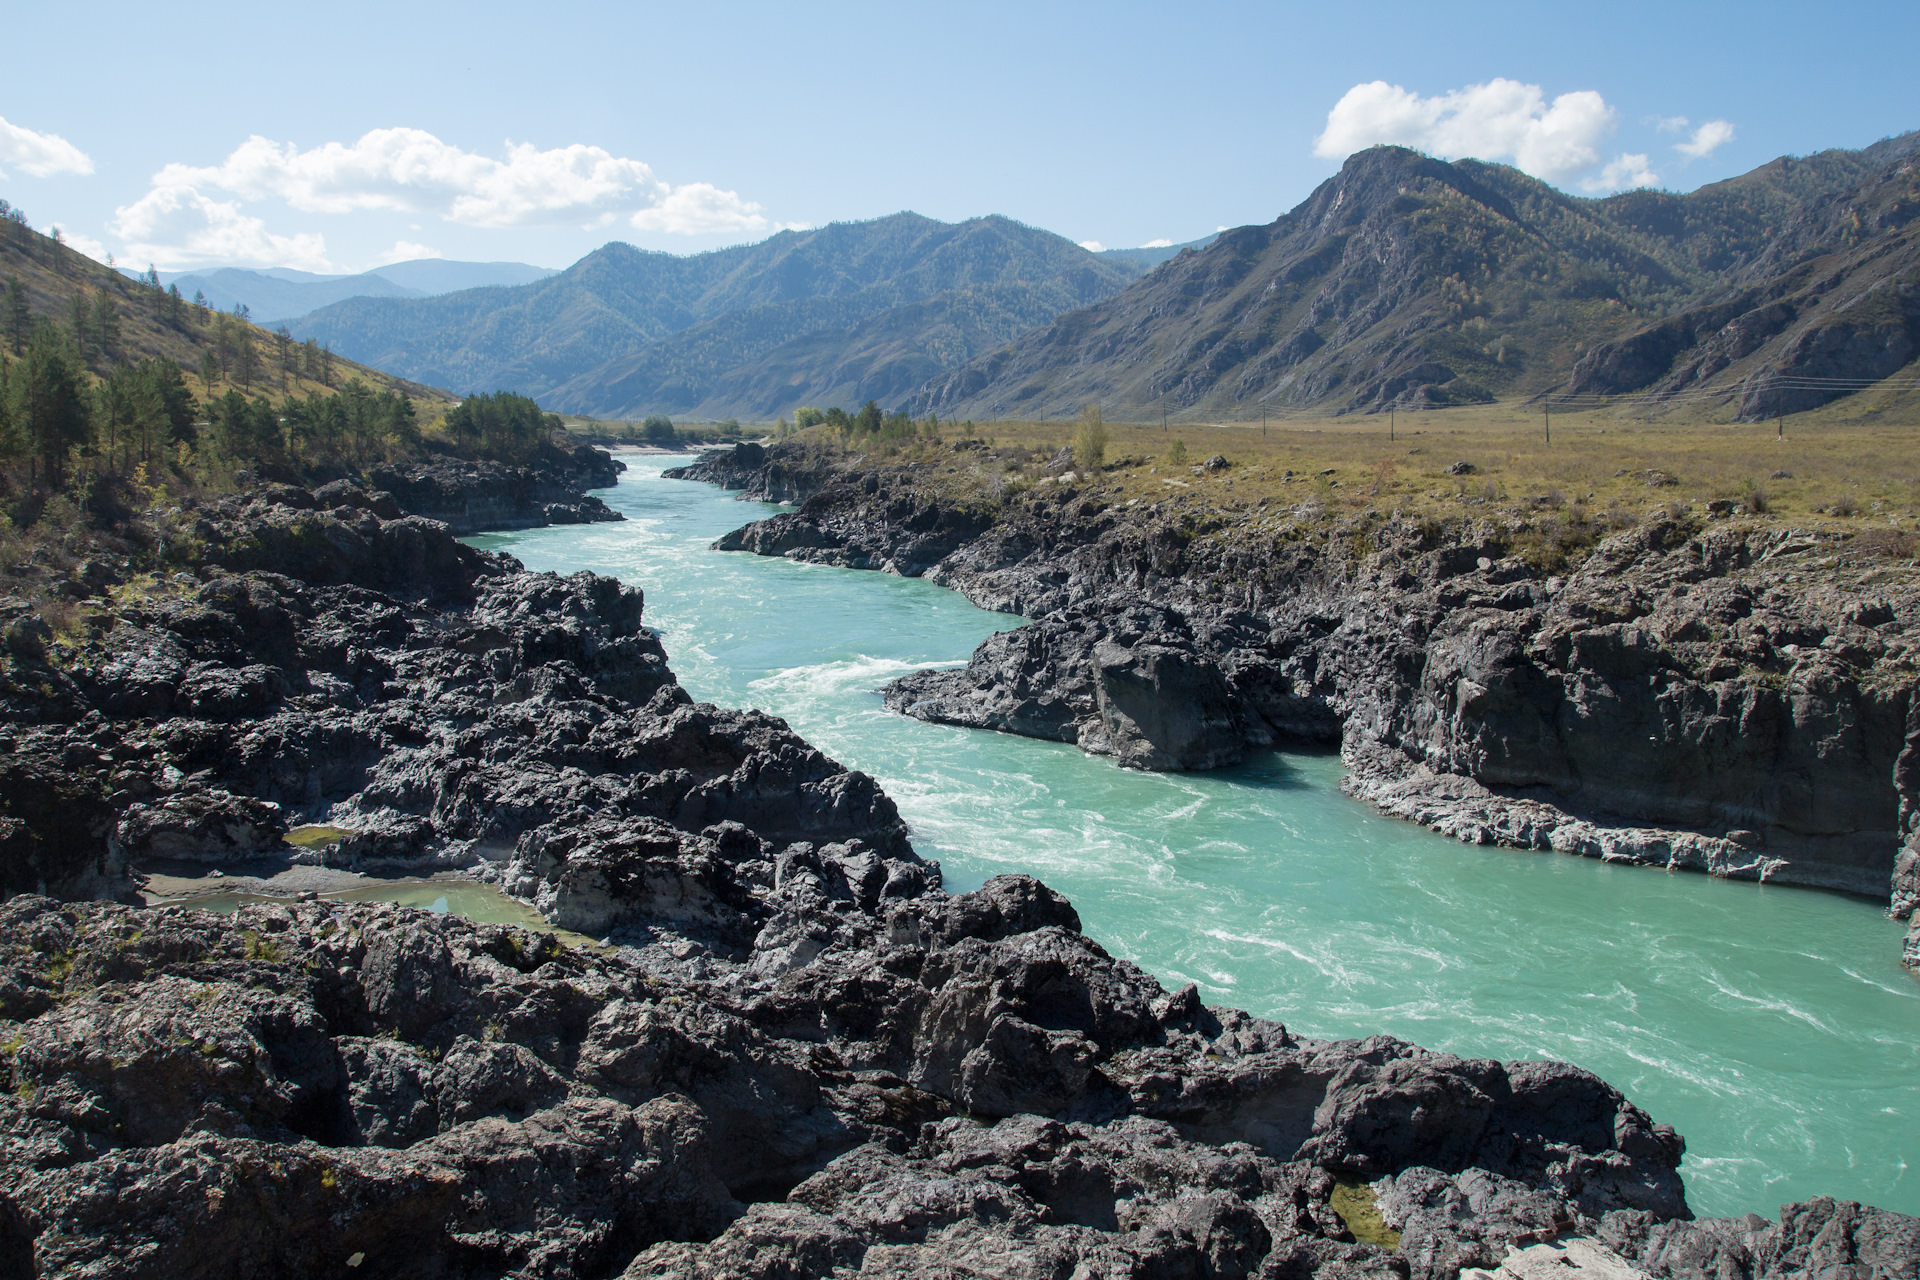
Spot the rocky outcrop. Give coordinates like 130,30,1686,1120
4,863,1911,1278
0,484,906,908
684,442,1920,942
363,444,625,532
0,863,1711,1280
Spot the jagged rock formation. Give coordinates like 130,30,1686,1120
362,444,626,533
0,870,1716,1280
0,480,901,904
677,442,1920,957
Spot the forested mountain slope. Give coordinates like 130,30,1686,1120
290,213,1147,417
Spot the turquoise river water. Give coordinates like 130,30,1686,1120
466,452,1919,1221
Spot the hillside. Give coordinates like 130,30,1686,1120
906,134,1920,421
288,213,1147,417
1,212,453,411
159,259,558,323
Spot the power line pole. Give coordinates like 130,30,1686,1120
1544,402,1551,445
1389,406,1395,443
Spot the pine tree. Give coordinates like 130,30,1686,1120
92,292,121,364
166,283,185,329
5,276,27,355
18,329,92,488
237,330,257,391
68,292,91,361
199,349,218,396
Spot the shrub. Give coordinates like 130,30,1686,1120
1071,405,1107,471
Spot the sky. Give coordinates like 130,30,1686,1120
2,0,1916,276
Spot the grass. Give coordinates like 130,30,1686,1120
1329,1177,1401,1249
869,400,1920,540
283,824,354,849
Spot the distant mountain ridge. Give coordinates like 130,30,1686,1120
150,260,558,323
907,133,1920,421
1097,234,1219,271
289,213,1150,418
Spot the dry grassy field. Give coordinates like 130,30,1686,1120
933,392,1920,537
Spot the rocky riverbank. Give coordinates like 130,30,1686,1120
364,444,627,534
671,440,1920,967
1,467,1914,1277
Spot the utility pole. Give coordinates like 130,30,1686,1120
1389,407,1395,443
1161,407,1167,432
1544,402,1551,445
1261,408,1266,438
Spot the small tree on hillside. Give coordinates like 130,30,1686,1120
92,291,121,365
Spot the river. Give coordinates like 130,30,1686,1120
463,451,1919,1221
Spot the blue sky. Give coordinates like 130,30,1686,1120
2,0,1915,275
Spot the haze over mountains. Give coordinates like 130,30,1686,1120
152,260,558,323
260,133,1920,423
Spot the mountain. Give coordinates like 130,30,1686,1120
1097,234,1219,271
155,260,558,323
907,134,1920,421
288,214,1150,417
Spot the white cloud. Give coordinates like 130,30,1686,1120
145,127,783,236
1078,239,1106,252
1315,78,1618,184
1140,238,1174,248
0,116,93,178
1675,119,1735,159
629,181,799,236
382,240,440,263
1654,115,1691,134
108,126,792,269
111,182,331,271
1584,153,1660,192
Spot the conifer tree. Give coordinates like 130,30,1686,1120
92,292,121,364
5,276,27,355
17,329,92,487
68,292,91,360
